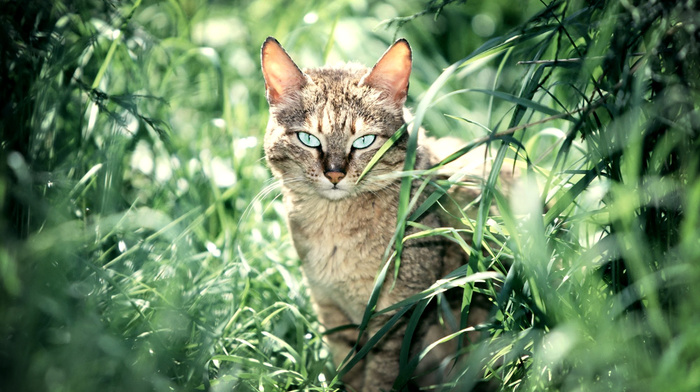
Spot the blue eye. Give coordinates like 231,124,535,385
297,132,321,148
352,135,376,149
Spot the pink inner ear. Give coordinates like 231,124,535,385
360,39,412,103
261,37,306,104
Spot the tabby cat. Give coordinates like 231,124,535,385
261,37,486,391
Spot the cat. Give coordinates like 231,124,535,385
261,36,491,392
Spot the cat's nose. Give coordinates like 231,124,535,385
324,171,345,184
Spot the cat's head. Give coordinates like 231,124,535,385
261,37,412,200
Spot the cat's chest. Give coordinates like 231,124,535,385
287,195,397,312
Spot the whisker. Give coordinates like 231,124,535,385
238,180,283,230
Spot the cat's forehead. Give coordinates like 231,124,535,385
312,66,400,110
303,65,368,96
270,63,405,133
305,63,367,79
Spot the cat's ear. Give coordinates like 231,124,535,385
359,39,412,105
261,37,307,105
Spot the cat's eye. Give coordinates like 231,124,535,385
352,135,376,150
297,132,321,148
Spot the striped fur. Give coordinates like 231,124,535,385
262,37,471,391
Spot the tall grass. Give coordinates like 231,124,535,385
1,0,698,391
427,0,700,390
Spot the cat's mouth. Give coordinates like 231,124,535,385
317,182,352,200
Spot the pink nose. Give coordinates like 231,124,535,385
325,171,345,184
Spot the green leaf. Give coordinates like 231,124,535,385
356,123,407,184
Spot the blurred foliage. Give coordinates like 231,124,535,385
0,0,699,391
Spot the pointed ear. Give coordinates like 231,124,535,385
359,39,412,105
261,37,307,105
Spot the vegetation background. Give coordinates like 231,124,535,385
1,0,698,391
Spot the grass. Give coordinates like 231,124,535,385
1,0,699,391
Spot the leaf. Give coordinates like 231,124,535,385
473,88,569,119
543,159,608,225
355,123,407,184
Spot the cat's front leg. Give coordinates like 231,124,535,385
358,315,408,392
310,293,366,391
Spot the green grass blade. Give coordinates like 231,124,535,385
469,88,570,119
543,158,607,225
355,123,407,184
